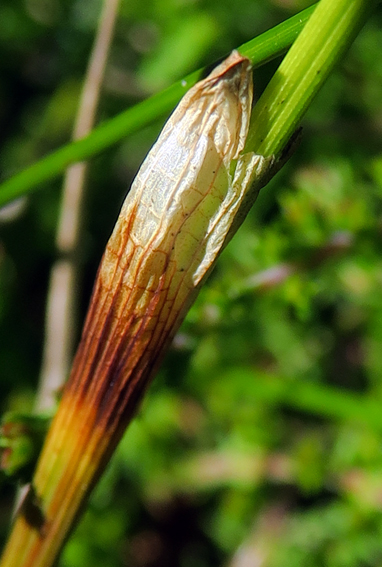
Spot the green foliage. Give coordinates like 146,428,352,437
1,0,382,566
0,412,50,483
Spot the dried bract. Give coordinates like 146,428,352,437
1,51,277,567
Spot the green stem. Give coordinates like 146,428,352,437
246,0,378,156
0,5,317,208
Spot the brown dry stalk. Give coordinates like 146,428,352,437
36,0,121,412
0,52,280,567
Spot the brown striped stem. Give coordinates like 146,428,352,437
0,52,279,567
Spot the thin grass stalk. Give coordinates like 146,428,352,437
36,0,121,412
0,5,317,208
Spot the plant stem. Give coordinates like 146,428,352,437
0,5,317,208
245,0,378,156
0,2,379,566
36,0,121,413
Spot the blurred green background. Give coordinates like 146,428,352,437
1,0,382,565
